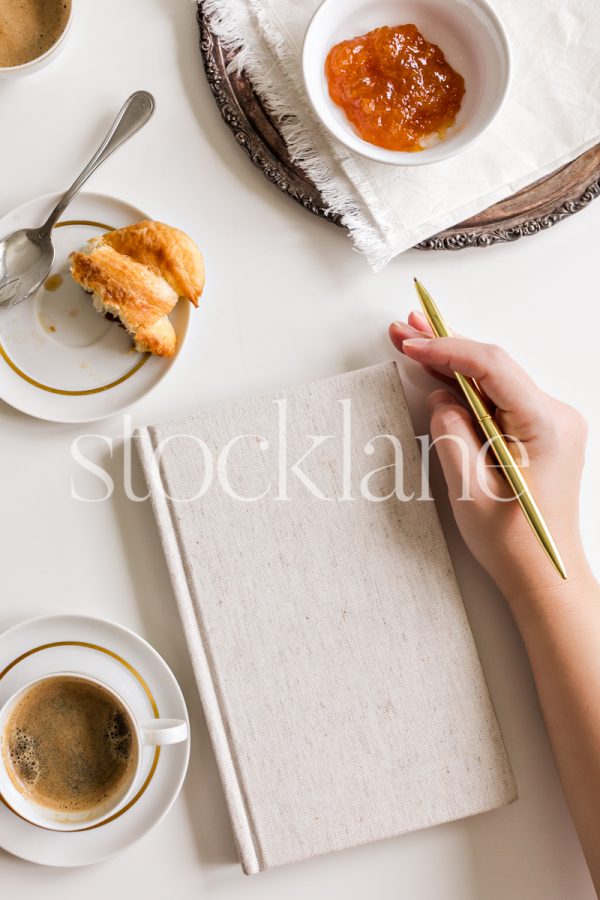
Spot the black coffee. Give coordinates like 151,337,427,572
2,676,137,814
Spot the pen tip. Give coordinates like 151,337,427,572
413,277,418,283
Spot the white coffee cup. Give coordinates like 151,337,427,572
0,671,188,830
0,0,75,78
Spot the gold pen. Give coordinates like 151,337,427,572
413,277,567,580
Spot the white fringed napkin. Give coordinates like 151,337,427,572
204,0,600,270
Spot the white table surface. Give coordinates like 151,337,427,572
1,1,598,897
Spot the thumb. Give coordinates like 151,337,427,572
427,390,506,503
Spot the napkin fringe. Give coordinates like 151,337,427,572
202,0,251,75
203,0,394,271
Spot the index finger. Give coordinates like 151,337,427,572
401,336,544,420
390,311,465,381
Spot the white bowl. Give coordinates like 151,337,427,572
0,0,74,78
302,0,511,166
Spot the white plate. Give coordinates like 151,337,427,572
0,192,190,423
0,614,190,867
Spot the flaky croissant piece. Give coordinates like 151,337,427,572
69,220,204,357
70,244,179,357
95,220,205,307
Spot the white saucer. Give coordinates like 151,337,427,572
0,192,191,423
0,614,190,866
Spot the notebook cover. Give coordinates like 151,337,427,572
135,362,516,873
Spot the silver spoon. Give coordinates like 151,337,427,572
0,90,155,310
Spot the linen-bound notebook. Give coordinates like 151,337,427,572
136,362,516,873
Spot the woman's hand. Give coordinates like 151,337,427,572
391,312,600,893
390,312,593,613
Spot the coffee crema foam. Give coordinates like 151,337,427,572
0,0,71,68
2,676,137,815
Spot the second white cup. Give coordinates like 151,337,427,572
0,671,187,831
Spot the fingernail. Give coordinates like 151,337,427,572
402,338,429,349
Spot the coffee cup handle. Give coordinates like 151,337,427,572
139,718,188,746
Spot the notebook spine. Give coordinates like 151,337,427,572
135,427,260,875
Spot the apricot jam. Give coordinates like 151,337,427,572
325,24,465,152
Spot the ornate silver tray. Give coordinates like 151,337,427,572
197,3,600,250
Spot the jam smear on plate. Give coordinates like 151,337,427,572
325,24,465,152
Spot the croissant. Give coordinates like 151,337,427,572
69,220,205,357
98,220,205,307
